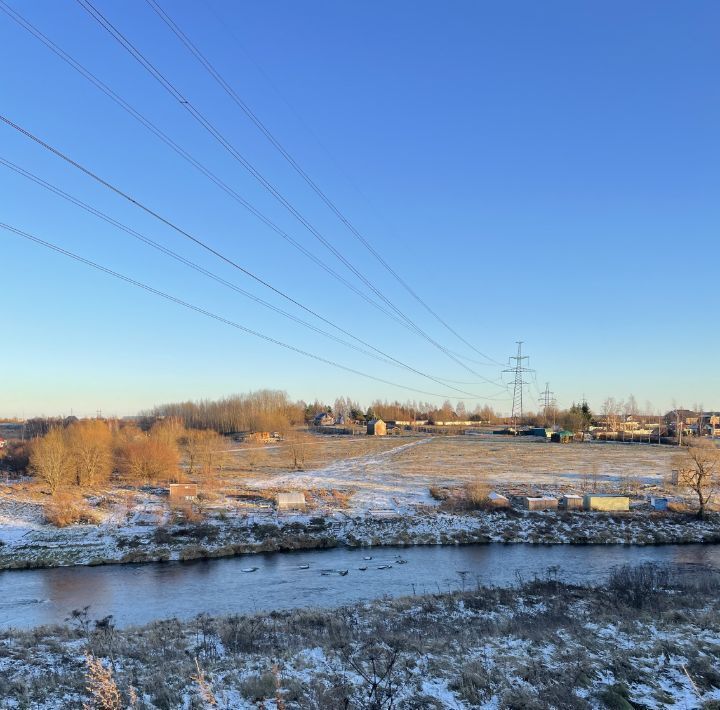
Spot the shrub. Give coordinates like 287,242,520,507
608,563,670,609
44,491,102,527
240,672,277,701
429,486,450,501
464,481,491,509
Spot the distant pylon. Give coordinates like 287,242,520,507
538,382,556,426
503,341,534,429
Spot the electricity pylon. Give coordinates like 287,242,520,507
503,341,533,429
538,382,556,426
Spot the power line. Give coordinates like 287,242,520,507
75,0,502,384
502,341,534,429
4,0,504,383
145,0,504,368
0,221,503,401
538,382,557,426
0,0,413,332
0,156,492,400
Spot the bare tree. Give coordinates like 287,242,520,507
30,428,72,494
116,436,179,485
674,440,720,518
287,432,308,471
65,420,113,488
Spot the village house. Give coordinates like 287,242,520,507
313,412,335,427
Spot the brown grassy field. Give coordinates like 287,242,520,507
234,434,682,513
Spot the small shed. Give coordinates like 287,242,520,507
276,492,306,510
551,430,574,443
168,483,198,502
560,494,583,510
523,496,558,511
583,494,630,512
367,419,387,436
650,497,669,511
488,491,510,508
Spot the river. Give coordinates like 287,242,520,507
2,543,719,629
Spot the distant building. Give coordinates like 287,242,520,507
583,494,629,512
551,430,574,443
276,492,306,510
313,412,335,427
168,483,198,502
664,409,697,426
367,419,387,436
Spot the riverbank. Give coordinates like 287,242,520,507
1,565,718,708
2,508,720,570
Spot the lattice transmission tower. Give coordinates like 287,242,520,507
503,341,534,429
538,382,557,426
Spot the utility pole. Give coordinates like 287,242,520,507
503,341,533,430
538,382,556,427
676,408,683,447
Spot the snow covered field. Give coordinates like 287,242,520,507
0,435,716,570
241,434,682,514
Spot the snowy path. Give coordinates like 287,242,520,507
247,438,433,513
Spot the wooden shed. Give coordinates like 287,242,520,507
276,492,306,510
168,483,198,502
551,430,574,443
523,496,558,511
560,494,583,510
583,494,630,512
367,419,387,436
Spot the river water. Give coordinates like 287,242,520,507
2,544,719,629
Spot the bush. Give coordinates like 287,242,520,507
608,563,670,609
44,491,102,527
240,672,277,701
1,441,30,474
464,481,491,509
428,486,450,501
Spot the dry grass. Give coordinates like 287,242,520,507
44,491,103,527
463,481,491,508
309,488,355,509
220,435,403,483
384,436,677,490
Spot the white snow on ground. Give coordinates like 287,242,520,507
246,438,433,513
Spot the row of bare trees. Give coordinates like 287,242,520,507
149,390,304,434
29,418,227,494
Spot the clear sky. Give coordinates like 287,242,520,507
2,0,718,418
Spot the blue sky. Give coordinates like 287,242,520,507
2,0,718,418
